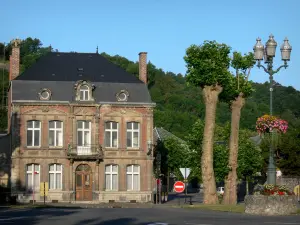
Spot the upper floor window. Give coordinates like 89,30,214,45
27,120,41,147
126,122,140,148
49,164,62,190
77,121,91,147
26,164,40,190
77,121,92,155
105,164,118,191
126,165,140,191
49,121,63,147
74,80,95,101
105,122,118,148
79,85,89,101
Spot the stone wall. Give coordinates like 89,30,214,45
245,195,298,216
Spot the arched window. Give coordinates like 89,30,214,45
79,85,89,101
74,80,95,101
105,164,118,191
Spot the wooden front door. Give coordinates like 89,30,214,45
75,164,92,201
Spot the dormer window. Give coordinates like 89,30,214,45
74,80,95,101
79,85,89,101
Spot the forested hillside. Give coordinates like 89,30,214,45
101,53,300,139
1,37,300,176
1,39,300,139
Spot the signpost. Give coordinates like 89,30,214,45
40,182,49,205
179,168,190,203
174,181,185,193
174,181,185,206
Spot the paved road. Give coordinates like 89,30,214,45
0,207,299,225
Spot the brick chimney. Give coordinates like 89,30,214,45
138,52,147,84
9,39,21,80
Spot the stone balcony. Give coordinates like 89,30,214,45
67,144,103,161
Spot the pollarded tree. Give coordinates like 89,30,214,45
221,52,255,205
184,41,232,204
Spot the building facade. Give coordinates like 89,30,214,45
8,39,155,203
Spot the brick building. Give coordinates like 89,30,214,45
7,39,155,203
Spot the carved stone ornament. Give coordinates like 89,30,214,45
38,88,52,101
116,90,129,102
41,106,50,112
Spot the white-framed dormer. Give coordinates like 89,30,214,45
74,80,95,101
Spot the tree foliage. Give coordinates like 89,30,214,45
184,41,232,88
220,52,256,103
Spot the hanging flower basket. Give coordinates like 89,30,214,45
256,114,288,135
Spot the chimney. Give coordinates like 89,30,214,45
9,39,21,80
138,52,147,84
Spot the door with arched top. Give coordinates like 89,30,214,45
75,164,92,201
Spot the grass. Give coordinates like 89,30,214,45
179,204,245,213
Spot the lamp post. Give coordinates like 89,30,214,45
253,34,292,185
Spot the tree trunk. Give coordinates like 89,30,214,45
222,93,245,205
201,85,223,205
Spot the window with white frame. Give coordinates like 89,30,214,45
126,122,140,148
77,121,91,146
126,165,140,191
26,164,40,190
79,85,89,101
105,122,118,148
27,120,41,147
105,164,118,191
49,164,62,189
49,121,63,147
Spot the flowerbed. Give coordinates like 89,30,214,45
254,184,294,196
245,184,297,215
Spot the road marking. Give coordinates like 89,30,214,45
264,223,300,225
147,223,169,225
185,223,212,225
0,216,30,221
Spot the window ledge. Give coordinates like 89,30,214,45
48,147,64,150
126,148,141,151
104,147,119,151
24,146,41,150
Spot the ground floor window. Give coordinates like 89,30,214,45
49,164,62,189
26,164,40,190
126,165,140,191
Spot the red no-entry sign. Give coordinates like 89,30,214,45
173,181,185,193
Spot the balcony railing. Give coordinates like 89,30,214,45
67,144,103,160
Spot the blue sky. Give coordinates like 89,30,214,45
2,0,300,90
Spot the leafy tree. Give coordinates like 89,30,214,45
184,41,232,204
186,119,205,182
259,127,300,176
222,52,255,205
237,130,263,194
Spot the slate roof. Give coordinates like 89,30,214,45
11,52,153,104
153,127,187,144
15,52,142,83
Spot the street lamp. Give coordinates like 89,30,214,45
253,34,292,185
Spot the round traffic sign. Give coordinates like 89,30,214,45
174,181,185,193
